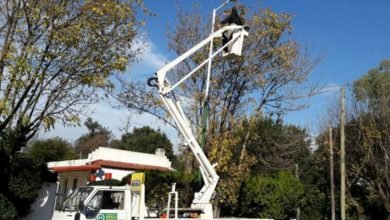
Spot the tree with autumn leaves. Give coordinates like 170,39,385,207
115,4,317,218
0,1,143,218
351,61,390,218
0,0,142,152
313,60,390,219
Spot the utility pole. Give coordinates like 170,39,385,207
340,87,346,220
295,164,300,220
329,127,335,220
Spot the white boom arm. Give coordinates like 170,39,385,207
150,24,248,216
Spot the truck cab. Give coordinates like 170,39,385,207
52,185,143,220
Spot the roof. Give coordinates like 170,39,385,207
52,164,100,172
48,147,172,173
51,160,170,173
92,160,170,172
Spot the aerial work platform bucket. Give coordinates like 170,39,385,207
221,25,249,60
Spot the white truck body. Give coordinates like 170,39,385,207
52,185,144,220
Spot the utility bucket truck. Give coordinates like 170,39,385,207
52,173,147,220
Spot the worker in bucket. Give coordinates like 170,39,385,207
220,6,245,52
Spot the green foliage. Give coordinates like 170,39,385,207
117,170,198,215
353,60,390,105
244,117,308,172
0,129,20,156
299,185,326,220
210,116,310,216
310,60,390,219
144,171,177,213
8,156,46,201
84,117,111,136
27,137,76,162
295,152,328,220
75,118,112,157
141,170,197,214
240,171,304,219
0,152,56,219
348,60,390,217
0,129,57,219
112,126,175,161
0,194,17,220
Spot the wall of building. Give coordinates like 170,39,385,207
56,170,90,209
41,147,173,219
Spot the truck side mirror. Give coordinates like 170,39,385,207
74,212,80,220
78,201,84,211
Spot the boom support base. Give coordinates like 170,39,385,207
191,203,214,219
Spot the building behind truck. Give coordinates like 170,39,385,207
23,147,172,220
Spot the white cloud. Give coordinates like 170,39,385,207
44,101,181,150
140,41,168,70
132,35,168,71
320,83,342,94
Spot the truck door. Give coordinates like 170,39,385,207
84,190,126,220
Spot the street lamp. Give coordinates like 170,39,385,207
205,0,237,99
201,0,238,150
211,0,237,33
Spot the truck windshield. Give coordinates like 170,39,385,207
61,187,93,211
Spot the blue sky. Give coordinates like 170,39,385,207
137,0,389,132
140,0,390,83
47,0,389,143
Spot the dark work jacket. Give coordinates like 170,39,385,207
221,7,244,26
